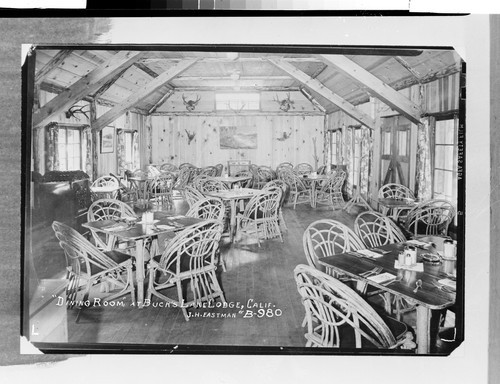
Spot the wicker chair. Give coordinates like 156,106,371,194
159,163,178,172
313,170,346,210
197,178,229,194
186,197,226,223
294,264,415,350
174,166,193,195
179,162,195,169
404,199,456,238
236,188,283,247
303,219,364,274
378,183,416,219
184,185,206,208
87,198,137,250
199,166,218,177
234,170,254,188
110,172,137,204
146,220,225,321
354,211,406,248
280,169,312,208
263,180,289,230
52,221,135,322
214,163,224,176
147,171,177,208
91,175,120,200
294,162,314,175
253,166,276,189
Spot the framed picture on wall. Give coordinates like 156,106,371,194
100,126,115,153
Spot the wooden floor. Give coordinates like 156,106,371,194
27,196,456,353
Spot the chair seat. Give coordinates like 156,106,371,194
88,250,133,275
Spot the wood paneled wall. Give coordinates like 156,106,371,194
150,114,325,171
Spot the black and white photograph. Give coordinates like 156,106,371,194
24,43,465,355
0,10,495,384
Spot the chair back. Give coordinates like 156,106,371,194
354,211,406,248
405,199,456,237
91,175,118,188
256,166,276,185
303,219,364,271
148,172,176,197
179,162,195,169
159,163,178,172
234,170,253,187
214,163,224,176
263,179,289,206
199,166,218,177
132,169,147,179
378,183,415,200
52,221,121,278
294,264,397,348
174,166,193,190
198,178,229,194
294,162,314,175
241,188,282,221
186,197,225,223
184,185,206,208
88,198,136,222
281,170,308,193
158,220,223,273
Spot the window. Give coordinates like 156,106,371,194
433,117,458,202
328,129,339,166
215,93,260,111
58,127,82,171
124,131,134,167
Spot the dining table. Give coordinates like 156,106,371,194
378,197,417,220
204,187,261,242
318,241,457,354
301,174,330,208
82,212,203,307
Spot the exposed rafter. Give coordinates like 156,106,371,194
92,67,129,100
267,57,375,129
33,51,144,128
319,54,423,125
394,56,423,84
148,89,175,114
35,50,72,84
93,59,197,132
133,62,160,78
299,87,326,113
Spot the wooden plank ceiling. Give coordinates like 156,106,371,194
33,48,462,129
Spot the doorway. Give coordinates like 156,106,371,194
380,116,411,188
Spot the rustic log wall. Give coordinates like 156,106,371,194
149,114,324,172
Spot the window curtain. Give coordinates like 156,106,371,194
116,129,126,176
345,127,353,195
132,130,140,170
359,127,373,198
83,126,93,179
416,118,433,200
45,122,59,171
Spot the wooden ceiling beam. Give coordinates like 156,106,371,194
319,54,422,125
148,89,175,114
267,57,375,129
93,59,197,132
35,50,72,84
33,50,145,128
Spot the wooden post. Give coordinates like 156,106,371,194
89,100,98,180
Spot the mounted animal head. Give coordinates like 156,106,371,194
182,94,201,112
273,92,294,112
65,105,90,120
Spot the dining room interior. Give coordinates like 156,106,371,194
23,44,465,355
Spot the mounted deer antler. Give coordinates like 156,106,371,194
273,92,294,112
185,129,196,145
182,94,201,111
227,102,245,114
65,105,90,120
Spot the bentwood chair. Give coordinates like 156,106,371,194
110,172,137,204
197,178,229,194
254,166,276,189
147,171,177,208
186,197,226,223
199,165,218,177
263,179,289,230
174,166,193,196
91,175,120,200
214,163,224,176
294,264,416,350
159,163,178,173
192,175,211,191
294,162,314,175
184,185,206,208
236,188,283,247
314,170,347,210
354,211,406,248
378,183,416,219
146,220,225,321
280,170,312,208
404,199,456,238
87,198,137,251
52,221,135,322
234,170,254,188
303,219,364,274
